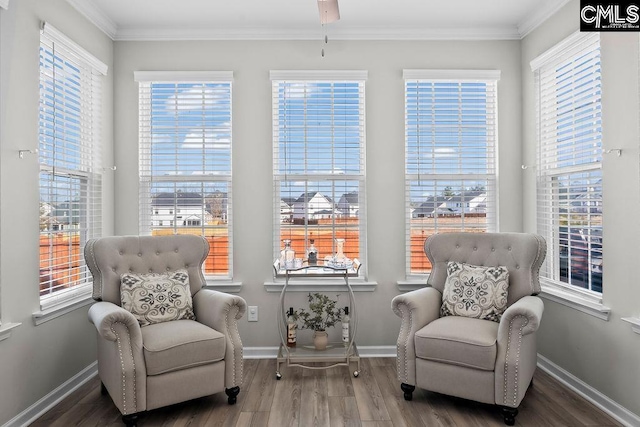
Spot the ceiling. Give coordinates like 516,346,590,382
66,0,572,41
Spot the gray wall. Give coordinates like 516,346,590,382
2,0,639,424
522,0,640,417
113,39,523,347
0,0,113,424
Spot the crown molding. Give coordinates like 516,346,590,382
517,0,572,38
65,0,118,40
113,25,521,41
66,0,565,42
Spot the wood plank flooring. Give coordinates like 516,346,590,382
30,358,622,427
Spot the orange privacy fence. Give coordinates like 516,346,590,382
39,234,82,296
152,228,229,275
39,220,487,293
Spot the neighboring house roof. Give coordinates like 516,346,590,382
443,191,485,204
412,197,447,216
339,192,359,204
281,197,297,206
294,192,334,204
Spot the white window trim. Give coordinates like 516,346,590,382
33,290,94,326
621,317,640,335
403,69,501,81
403,69,500,279
270,70,369,284
36,22,106,319
531,31,605,317
42,23,108,75
539,278,610,321
134,70,233,82
136,71,235,282
0,323,21,342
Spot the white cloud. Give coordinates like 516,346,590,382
431,148,457,158
182,131,230,149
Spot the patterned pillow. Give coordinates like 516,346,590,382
120,269,195,327
440,261,509,322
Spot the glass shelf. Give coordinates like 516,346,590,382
273,259,361,278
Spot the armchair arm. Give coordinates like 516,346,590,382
193,289,247,388
88,302,146,414
495,296,544,408
391,286,442,385
88,301,142,341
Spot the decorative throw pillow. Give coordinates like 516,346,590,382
120,269,195,327
440,261,509,322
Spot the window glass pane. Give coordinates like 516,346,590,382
273,79,365,267
535,33,603,293
405,79,498,275
139,80,232,278
38,34,102,299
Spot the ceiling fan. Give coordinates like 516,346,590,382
317,0,340,24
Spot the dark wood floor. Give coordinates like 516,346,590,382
31,358,621,427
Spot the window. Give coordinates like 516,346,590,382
532,32,603,293
271,71,367,269
404,70,500,276
136,71,233,279
38,23,107,306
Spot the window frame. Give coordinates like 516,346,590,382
531,31,609,319
135,71,234,282
403,69,500,280
270,70,368,280
37,23,107,312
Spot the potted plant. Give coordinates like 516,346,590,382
297,293,343,350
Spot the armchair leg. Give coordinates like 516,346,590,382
225,386,240,405
401,383,415,401
500,406,518,426
122,413,138,427
100,382,107,395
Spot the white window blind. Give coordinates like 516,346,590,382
532,32,603,293
404,70,500,276
271,71,366,268
38,23,106,306
136,71,233,279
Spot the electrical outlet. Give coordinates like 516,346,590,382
248,306,258,322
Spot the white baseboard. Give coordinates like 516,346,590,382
537,354,640,427
2,362,98,427
243,345,396,359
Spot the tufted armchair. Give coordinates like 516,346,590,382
392,232,546,425
85,235,246,427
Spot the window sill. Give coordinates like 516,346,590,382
264,279,377,292
33,295,94,326
540,281,610,321
204,280,242,293
621,317,640,335
0,322,21,342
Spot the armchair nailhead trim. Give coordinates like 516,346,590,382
503,315,528,407
111,323,137,415
395,303,411,383
225,304,243,386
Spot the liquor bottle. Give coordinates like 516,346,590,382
286,307,297,347
280,240,295,269
307,239,318,266
341,306,350,345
